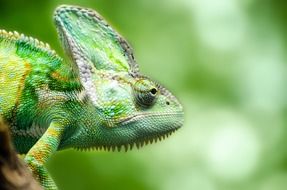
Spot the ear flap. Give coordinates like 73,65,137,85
54,5,139,74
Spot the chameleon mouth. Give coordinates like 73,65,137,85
75,127,178,152
116,112,183,125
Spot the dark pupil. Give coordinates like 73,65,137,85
150,88,157,95
135,88,157,107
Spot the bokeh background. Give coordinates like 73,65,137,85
1,0,287,189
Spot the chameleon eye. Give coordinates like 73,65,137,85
133,79,158,107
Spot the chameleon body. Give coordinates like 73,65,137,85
0,5,184,189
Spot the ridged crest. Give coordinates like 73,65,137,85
0,29,59,58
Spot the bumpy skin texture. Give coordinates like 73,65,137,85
0,5,184,190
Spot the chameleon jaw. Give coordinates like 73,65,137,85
75,128,178,152
74,112,183,152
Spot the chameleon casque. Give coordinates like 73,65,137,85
0,4,184,189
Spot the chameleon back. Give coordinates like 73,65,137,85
0,30,81,153
0,31,30,115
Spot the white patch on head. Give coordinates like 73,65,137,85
110,80,119,89
76,55,98,105
66,33,99,106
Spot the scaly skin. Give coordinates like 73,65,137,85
0,5,184,190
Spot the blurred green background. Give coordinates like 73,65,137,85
1,0,287,189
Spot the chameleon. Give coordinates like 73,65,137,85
0,4,184,190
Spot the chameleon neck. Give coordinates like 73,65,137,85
58,94,105,150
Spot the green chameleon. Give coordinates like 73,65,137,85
0,5,184,189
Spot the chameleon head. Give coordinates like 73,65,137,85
54,5,184,150
91,73,184,150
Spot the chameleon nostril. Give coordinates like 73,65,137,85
166,101,170,105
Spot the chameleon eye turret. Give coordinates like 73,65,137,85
133,78,158,108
